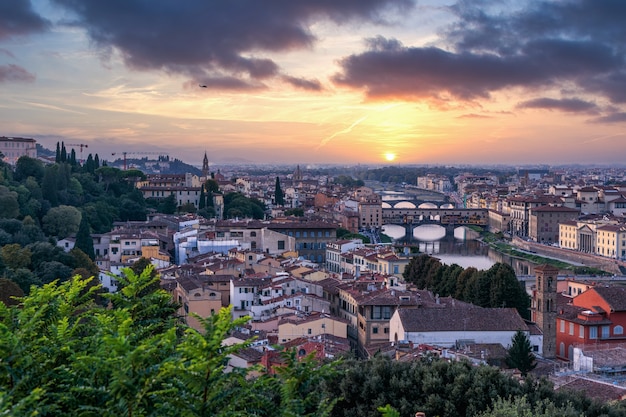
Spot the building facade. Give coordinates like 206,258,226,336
0,136,37,165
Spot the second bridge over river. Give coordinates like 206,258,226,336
382,207,489,226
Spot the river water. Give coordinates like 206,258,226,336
382,223,538,276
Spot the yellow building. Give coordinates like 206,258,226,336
596,224,626,259
173,274,224,332
278,312,348,343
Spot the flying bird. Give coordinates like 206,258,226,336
199,84,207,88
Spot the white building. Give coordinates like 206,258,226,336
389,306,529,350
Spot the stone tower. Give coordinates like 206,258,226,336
293,164,302,181
533,264,559,359
202,151,209,179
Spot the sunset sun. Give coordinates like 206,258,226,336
384,152,396,162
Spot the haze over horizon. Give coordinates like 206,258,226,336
2,0,626,167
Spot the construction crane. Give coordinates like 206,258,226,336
111,151,167,170
66,143,89,163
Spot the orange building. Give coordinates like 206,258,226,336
557,286,626,361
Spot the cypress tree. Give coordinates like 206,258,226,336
55,142,61,163
42,165,59,206
94,154,100,169
60,142,67,163
70,149,77,166
198,186,206,209
75,213,95,260
84,154,94,173
275,176,284,206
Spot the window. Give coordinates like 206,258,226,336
615,325,624,335
602,325,610,339
278,240,285,250
250,231,257,237
560,320,565,333
589,326,598,339
373,327,378,334
303,231,308,237
307,328,312,335
579,325,584,338
372,306,392,320
569,322,574,335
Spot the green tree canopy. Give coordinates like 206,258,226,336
0,186,19,219
42,205,81,238
13,156,44,183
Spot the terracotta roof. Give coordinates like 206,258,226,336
530,205,579,213
232,347,264,363
397,306,527,332
593,286,626,311
558,377,626,403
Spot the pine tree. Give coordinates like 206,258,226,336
275,176,284,206
75,213,95,260
506,330,536,376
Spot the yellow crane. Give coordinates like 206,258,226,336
66,143,89,163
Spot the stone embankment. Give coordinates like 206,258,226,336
511,237,623,275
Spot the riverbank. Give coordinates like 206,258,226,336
475,228,612,275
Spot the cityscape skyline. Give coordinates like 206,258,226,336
1,0,626,166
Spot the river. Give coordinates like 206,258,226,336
382,223,538,276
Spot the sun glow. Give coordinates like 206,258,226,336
384,152,396,161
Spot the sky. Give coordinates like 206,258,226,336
1,0,626,167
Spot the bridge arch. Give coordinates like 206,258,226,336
393,201,417,209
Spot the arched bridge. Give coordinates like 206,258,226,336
382,207,489,226
381,200,452,209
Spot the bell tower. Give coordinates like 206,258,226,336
533,264,559,359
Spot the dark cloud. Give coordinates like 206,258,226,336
334,0,626,116
282,75,322,91
591,112,626,124
517,97,599,113
0,64,36,83
50,0,411,90
0,0,49,40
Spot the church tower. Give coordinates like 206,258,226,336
533,264,559,359
202,151,209,179
293,164,302,181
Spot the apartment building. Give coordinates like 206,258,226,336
557,286,626,361
507,194,564,237
529,205,579,243
266,219,337,263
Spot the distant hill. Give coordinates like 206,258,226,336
107,156,202,175
36,145,202,175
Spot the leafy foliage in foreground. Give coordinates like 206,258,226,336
3,266,626,417
0,266,339,417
